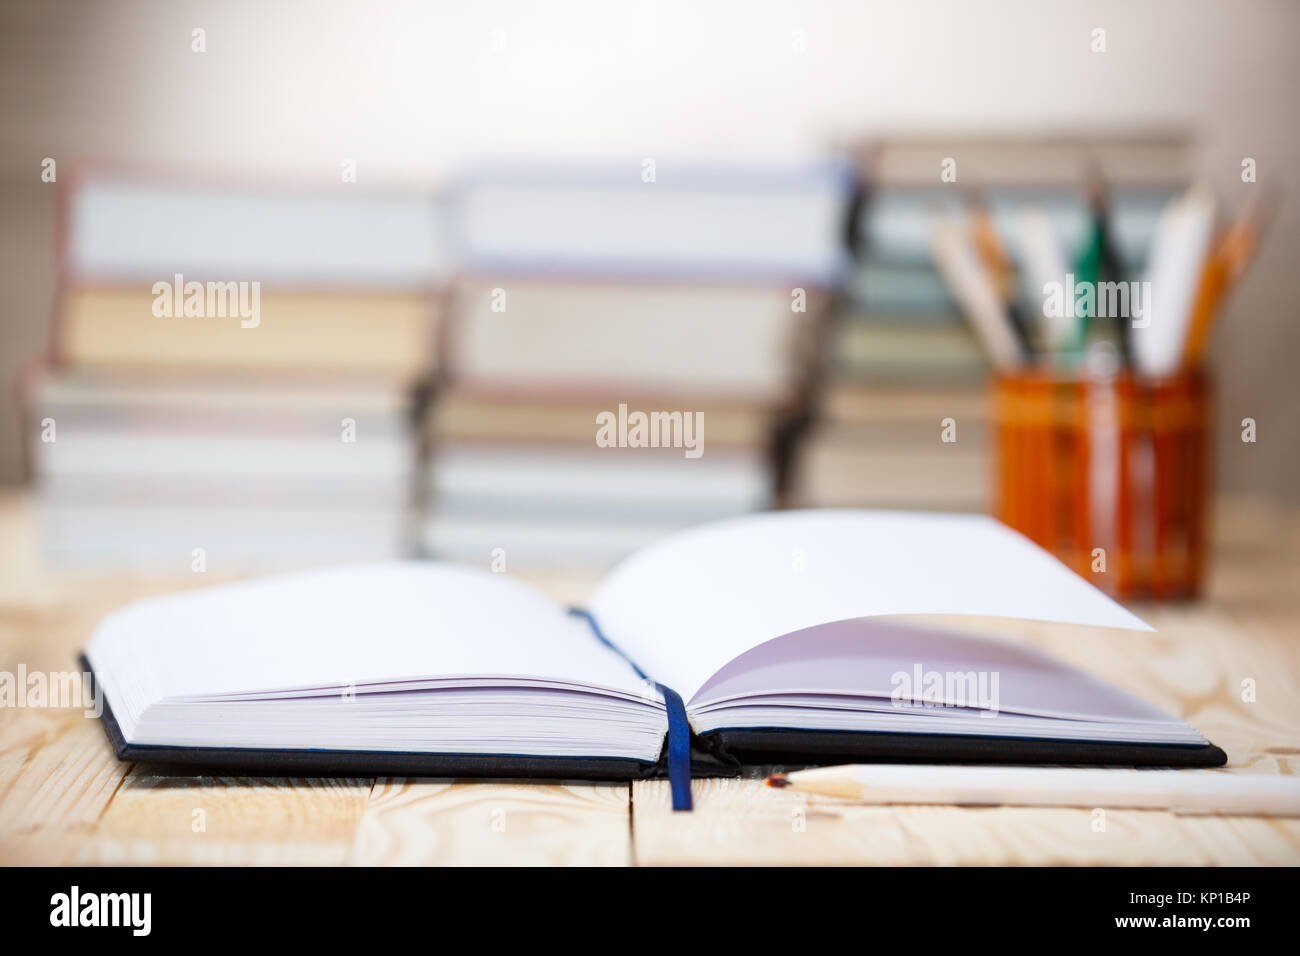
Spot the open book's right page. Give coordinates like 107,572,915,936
585,510,1152,703
680,615,1205,745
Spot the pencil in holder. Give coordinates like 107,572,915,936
992,367,1211,600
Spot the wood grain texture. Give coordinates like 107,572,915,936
348,778,630,866
80,771,372,865
0,711,131,864
633,776,916,866
634,779,1300,866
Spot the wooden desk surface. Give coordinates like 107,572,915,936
2,492,1298,866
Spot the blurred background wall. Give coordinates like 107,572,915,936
1,0,1297,504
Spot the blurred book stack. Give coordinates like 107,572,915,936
793,134,1190,512
23,172,444,570
424,164,856,570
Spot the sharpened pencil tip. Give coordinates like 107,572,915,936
767,773,789,788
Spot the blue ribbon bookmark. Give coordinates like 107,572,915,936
568,607,693,811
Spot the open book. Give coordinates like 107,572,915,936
84,511,1225,810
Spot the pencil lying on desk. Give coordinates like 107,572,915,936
767,765,1300,816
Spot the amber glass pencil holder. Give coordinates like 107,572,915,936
993,368,1211,601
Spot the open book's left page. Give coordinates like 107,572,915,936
86,562,666,761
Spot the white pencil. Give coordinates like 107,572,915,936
1131,185,1217,377
768,764,1300,817
931,218,1025,370
1014,208,1073,352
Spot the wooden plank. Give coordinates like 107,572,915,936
0,712,132,865
78,770,372,865
634,777,1300,866
348,778,630,866
633,776,915,866
883,805,1300,866
0,593,136,863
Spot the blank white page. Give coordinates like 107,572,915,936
88,562,646,707
585,510,1152,700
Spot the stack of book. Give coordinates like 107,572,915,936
793,134,1190,512
423,163,856,570
23,171,444,570
792,381,991,511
